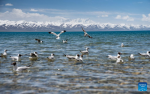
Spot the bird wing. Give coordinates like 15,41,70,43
87,34,92,38
67,56,76,59
81,27,86,33
139,53,147,56
49,32,58,36
108,55,117,60
30,53,37,57
10,56,17,60
17,66,30,71
58,30,66,36
35,39,41,42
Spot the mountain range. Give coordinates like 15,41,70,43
0,19,150,31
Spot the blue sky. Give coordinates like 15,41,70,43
0,0,150,25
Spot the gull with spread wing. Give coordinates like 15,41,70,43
48,30,66,39
82,27,92,38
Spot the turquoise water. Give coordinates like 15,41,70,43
0,31,150,93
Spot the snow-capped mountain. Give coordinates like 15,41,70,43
0,19,150,31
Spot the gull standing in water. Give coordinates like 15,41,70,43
129,54,135,60
64,54,78,60
10,54,22,62
121,43,124,47
63,39,68,43
116,56,123,63
108,52,121,61
29,52,38,60
81,27,92,38
48,30,66,39
47,53,55,61
139,51,150,57
0,49,8,58
75,54,83,62
11,62,30,72
80,47,89,54
35,39,43,43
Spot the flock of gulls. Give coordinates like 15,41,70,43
0,27,150,72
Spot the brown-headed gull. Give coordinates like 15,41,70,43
75,54,83,62
139,51,150,56
129,54,135,60
0,49,8,57
29,52,38,60
35,39,43,43
11,62,30,71
80,47,89,54
47,53,55,60
82,27,92,38
121,43,124,47
108,52,121,60
10,54,22,61
48,30,66,39
64,54,78,59
116,56,123,63
63,39,68,43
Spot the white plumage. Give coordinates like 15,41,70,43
47,53,55,60
139,51,150,56
49,30,66,39
64,54,78,60
80,47,89,54
0,49,7,57
10,54,22,61
108,52,121,61
11,62,30,71
116,56,123,63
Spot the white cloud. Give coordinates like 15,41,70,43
115,15,121,19
122,16,134,21
115,15,134,21
30,9,38,12
5,3,13,6
101,15,108,17
0,8,67,22
142,14,150,22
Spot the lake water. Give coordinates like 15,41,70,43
0,31,150,93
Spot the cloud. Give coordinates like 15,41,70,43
115,15,121,19
5,3,13,6
142,14,150,22
30,9,38,12
101,15,108,17
0,8,67,22
115,15,134,21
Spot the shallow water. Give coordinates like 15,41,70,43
0,31,150,93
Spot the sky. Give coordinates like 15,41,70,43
0,0,150,25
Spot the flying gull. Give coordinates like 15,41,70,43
48,30,66,39
81,27,92,38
